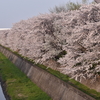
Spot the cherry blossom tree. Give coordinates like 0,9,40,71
0,3,100,83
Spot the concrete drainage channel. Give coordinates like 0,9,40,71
0,45,96,100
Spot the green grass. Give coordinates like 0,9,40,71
0,44,100,100
0,52,52,100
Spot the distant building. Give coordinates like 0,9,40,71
0,28,11,30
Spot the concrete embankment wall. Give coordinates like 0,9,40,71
0,46,95,100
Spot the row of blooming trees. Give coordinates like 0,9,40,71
0,3,100,84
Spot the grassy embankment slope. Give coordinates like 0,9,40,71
0,52,51,100
0,45,100,100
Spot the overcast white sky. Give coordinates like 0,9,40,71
0,0,93,28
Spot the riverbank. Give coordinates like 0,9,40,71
0,52,51,100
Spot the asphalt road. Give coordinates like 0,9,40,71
0,83,6,100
